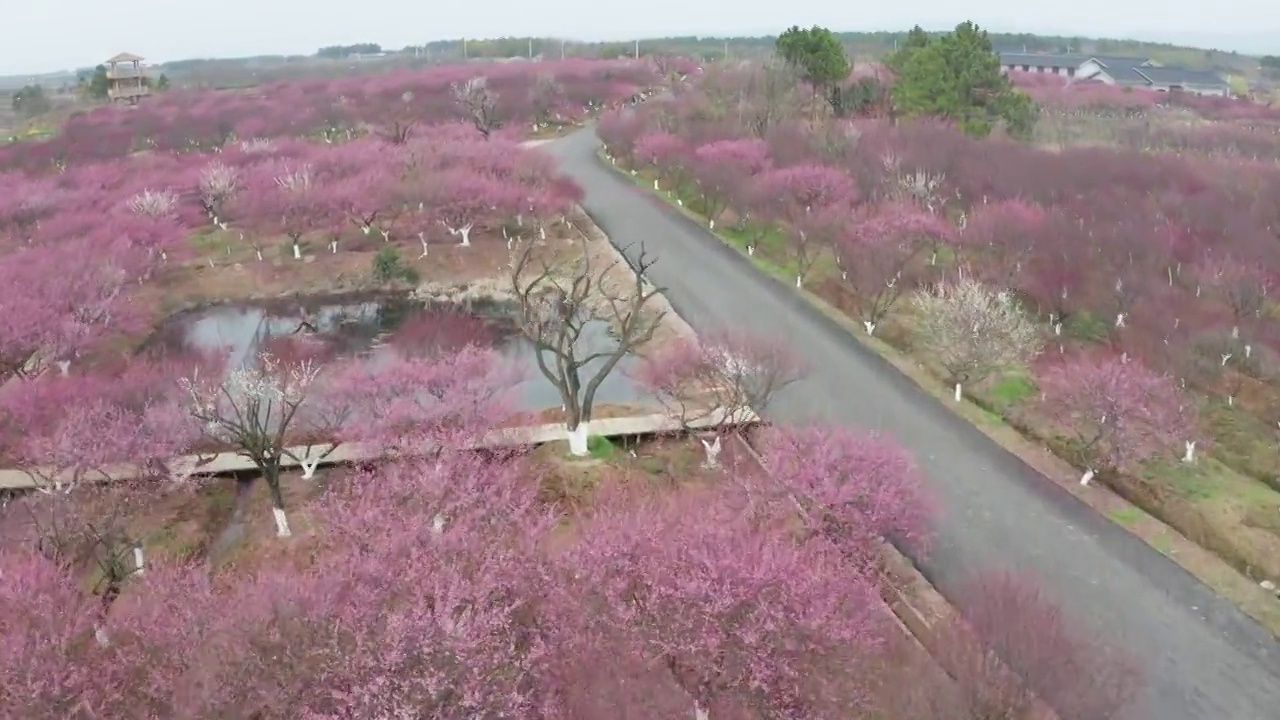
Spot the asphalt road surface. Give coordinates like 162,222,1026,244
542,126,1280,720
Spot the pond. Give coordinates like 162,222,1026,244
144,294,644,413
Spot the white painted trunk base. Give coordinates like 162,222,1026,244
1182,441,1197,464
863,320,876,334
292,243,301,260
1080,469,1095,486
700,436,721,469
567,422,590,456
273,507,292,537
694,704,709,720
795,275,802,289
300,458,320,479
747,245,755,256
431,513,446,535
954,383,963,402
132,546,145,575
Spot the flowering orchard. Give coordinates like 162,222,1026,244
0,421,1142,719
0,62,663,542
0,59,660,171
1008,71,1280,158
600,61,1280,582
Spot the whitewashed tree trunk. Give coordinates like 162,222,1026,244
708,218,715,230
653,179,660,190
1182,441,1197,464
132,545,145,575
273,507,292,537
57,360,70,375
448,223,473,247
795,275,802,289
700,436,722,469
1080,469,1095,486
329,240,338,253
694,704,709,720
419,233,429,259
431,513,446,535
94,626,110,647
567,422,590,457
300,458,321,479
954,383,963,402
747,245,755,257
863,320,876,335
292,241,302,260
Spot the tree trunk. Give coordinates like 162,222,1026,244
265,467,291,537
567,421,591,457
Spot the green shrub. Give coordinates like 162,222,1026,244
372,246,419,285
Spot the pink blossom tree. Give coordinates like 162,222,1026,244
327,345,520,456
239,161,335,261
758,425,934,565
632,131,691,192
928,570,1145,720
0,359,197,493
754,164,855,288
566,480,891,719
282,451,565,718
1039,353,1196,484
634,330,801,467
0,236,148,379
1198,254,1273,343
835,203,953,335
958,199,1047,288
0,547,106,718
688,138,771,230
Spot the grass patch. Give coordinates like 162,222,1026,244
1109,505,1145,526
1203,400,1280,491
1063,311,1111,343
986,372,1037,411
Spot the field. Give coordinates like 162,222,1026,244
0,47,1159,720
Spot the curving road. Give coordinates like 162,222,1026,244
543,126,1280,720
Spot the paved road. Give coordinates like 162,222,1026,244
543,127,1280,720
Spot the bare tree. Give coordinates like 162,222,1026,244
739,59,801,138
510,236,665,456
452,77,501,140
911,274,1042,402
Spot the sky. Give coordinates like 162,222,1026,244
3,0,1276,75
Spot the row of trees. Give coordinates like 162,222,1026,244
0,59,661,172
601,66,1280,484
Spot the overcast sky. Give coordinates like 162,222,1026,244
3,0,1274,75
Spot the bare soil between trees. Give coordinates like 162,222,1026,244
601,150,1280,637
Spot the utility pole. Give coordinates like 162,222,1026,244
560,39,566,60
634,39,639,59
463,38,469,59
529,38,533,59
724,39,729,60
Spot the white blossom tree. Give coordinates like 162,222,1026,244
912,275,1042,403
180,339,349,537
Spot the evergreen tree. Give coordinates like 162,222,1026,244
890,21,1037,139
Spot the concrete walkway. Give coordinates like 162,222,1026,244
0,408,754,490
538,126,1280,720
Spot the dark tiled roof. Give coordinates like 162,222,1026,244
998,52,1085,68
1136,67,1228,87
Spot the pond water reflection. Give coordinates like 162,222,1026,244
146,295,643,412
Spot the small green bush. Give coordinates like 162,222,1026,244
372,246,419,285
